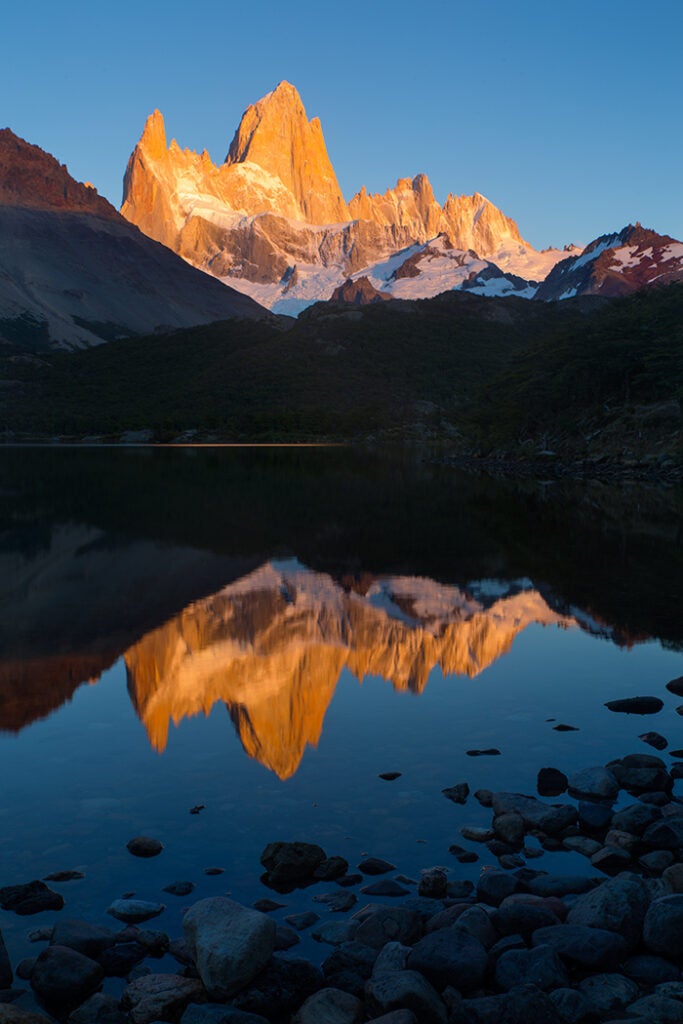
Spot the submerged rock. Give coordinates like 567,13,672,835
107,900,165,924
260,842,326,891
0,881,64,916
604,696,663,715
126,837,163,858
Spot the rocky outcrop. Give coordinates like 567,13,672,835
120,82,574,312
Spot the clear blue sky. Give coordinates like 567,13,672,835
3,0,682,249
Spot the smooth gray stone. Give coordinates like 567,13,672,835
364,971,447,1024
531,924,627,970
121,975,204,1024
183,897,276,1001
578,972,640,1015
407,927,487,992
181,1006,269,1024
495,944,568,992
106,900,165,924
567,873,648,951
567,766,619,800
644,894,683,958
30,946,103,1008
354,907,422,950
292,987,363,1024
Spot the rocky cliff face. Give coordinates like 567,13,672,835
0,129,265,348
124,562,577,779
120,82,575,313
535,224,683,300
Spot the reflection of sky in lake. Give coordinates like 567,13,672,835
1,446,682,979
1,615,682,971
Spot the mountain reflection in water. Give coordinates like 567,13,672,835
1,445,681,780
125,561,578,777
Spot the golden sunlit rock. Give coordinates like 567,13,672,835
124,564,576,779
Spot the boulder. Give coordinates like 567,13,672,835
68,992,129,1024
354,907,422,950
531,925,627,970
314,857,349,881
371,942,411,976
643,817,683,850
0,881,64,916
407,927,488,992
107,900,165,924
30,945,103,1008
567,766,619,801
494,944,568,992
181,1007,268,1024
358,858,396,876
567,873,648,950
322,941,378,981
230,957,323,1019
418,869,447,899
537,768,568,797
0,930,12,988
627,994,683,1023
50,920,117,958
183,897,276,1000
292,988,363,1024
122,974,204,1024
578,972,640,1015
624,954,682,986
365,970,447,1024
477,867,518,906
442,783,469,805
549,987,590,1024
0,1010,53,1024
644,894,683,958
259,842,326,891
491,793,576,835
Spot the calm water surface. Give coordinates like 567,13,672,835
1,447,682,973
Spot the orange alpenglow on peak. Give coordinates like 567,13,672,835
138,109,168,161
225,80,350,224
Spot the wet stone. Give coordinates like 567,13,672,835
30,945,103,1009
314,856,349,881
162,881,194,897
360,880,410,898
640,731,668,750
604,696,664,714
590,845,632,874
537,768,568,797
337,874,363,888
578,973,640,1015
477,867,518,906
0,882,64,916
407,927,488,993
313,891,357,912
624,954,682,986
418,869,447,899
466,748,501,756
43,871,84,883
358,858,396,876
126,837,163,858
665,676,683,697
106,900,165,924
442,783,469,805
378,773,401,781
253,898,285,912
567,766,619,801
353,906,422,950
553,724,579,731
284,911,320,931
448,844,478,863
260,841,326,891
274,925,299,951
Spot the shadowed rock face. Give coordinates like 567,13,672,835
124,562,577,778
0,130,265,349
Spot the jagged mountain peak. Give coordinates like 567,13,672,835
0,128,118,218
138,109,168,160
225,81,349,224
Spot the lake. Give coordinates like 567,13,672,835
1,446,682,979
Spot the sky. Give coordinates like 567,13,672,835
2,0,682,249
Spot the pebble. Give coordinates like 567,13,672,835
378,773,401,781
441,783,469,804
358,858,395,875
107,900,165,924
604,696,664,714
466,748,501,756
640,731,668,750
162,881,195,897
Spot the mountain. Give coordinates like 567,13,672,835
120,82,576,314
124,562,578,778
0,129,265,349
536,224,683,301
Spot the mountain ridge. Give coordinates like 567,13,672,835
120,81,576,312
